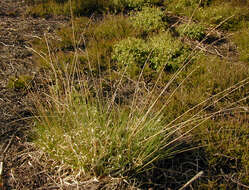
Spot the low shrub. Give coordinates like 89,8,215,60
196,114,249,188
112,33,191,75
26,0,113,16
130,6,167,35
163,0,204,17
177,22,206,41
149,33,191,71
89,14,136,41
85,15,138,73
112,37,149,77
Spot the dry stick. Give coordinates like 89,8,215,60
68,0,79,93
230,177,249,189
0,134,15,188
178,171,204,190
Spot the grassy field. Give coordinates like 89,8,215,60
15,0,249,189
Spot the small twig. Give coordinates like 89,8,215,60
0,162,3,178
228,175,249,189
179,171,204,190
3,135,15,155
0,134,16,188
0,41,15,47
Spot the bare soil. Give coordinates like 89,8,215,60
0,1,68,189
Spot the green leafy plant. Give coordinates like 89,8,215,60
177,22,206,41
112,33,190,74
149,32,191,71
130,6,167,34
112,37,149,69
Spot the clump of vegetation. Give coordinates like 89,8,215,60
114,0,162,9
26,0,163,16
233,25,249,63
34,87,186,177
198,115,249,188
86,15,138,72
195,3,249,31
177,22,206,41
112,37,149,74
112,32,190,75
163,0,205,17
130,6,167,35
26,0,113,16
8,75,33,89
149,33,190,71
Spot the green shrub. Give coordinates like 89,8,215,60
110,0,163,10
89,14,137,42
112,33,190,75
164,0,249,31
55,17,90,50
130,6,167,35
85,15,138,73
177,22,206,41
27,0,114,16
149,33,191,71
112,37,150,76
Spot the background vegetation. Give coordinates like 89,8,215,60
18,0,249,189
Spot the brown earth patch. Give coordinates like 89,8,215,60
0,0,68,188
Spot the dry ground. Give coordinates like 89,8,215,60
0,1,68,188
